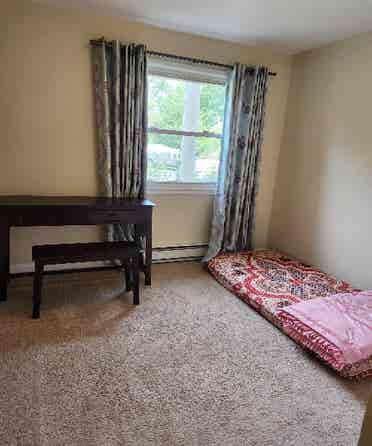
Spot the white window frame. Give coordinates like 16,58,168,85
147,56,229,195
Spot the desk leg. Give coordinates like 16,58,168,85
144,220,152,286
0,224,10,302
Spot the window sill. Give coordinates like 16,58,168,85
147,182,217,195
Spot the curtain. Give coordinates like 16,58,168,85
204,64,269,261
92,40,147,241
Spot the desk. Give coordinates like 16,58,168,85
0,196,155,300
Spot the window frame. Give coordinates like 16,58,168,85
147,56,229,195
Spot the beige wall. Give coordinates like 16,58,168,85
269,31,372,289
1,0,291,266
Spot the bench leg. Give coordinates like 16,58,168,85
132,256,140,306
32,261,44,319
0,223,10,302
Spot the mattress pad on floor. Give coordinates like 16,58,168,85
207,250,371,378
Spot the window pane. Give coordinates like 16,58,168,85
199,83,226,134
147,134,220,183
194,137,221,182
148,76,226,134
147,73,226,184
148,76,185,131
147,133,181,182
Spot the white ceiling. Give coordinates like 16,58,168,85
33,0,372,54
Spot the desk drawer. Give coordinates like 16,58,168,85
18,207,147,226
87,209,145,225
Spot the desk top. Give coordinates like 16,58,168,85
0,196,155,209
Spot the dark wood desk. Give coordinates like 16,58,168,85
0,196,155,301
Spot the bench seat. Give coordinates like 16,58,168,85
32,241,139,264
31,241,141,319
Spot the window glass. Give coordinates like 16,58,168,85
147,73,226,183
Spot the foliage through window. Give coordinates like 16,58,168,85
147,74,226,184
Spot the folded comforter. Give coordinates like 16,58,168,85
277,291,372,377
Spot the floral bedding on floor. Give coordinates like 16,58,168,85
207,250,372,378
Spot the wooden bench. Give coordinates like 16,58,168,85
32,241,141,319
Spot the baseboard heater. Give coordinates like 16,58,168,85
10,244,208,275
152,244,207,263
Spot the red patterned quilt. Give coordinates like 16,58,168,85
207,250,372,378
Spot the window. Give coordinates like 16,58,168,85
147,57,228,193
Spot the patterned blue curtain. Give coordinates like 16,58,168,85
92,40,147,241
204,64,269,261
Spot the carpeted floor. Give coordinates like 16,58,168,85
0,262,371,446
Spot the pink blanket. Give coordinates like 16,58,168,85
280,291,372,364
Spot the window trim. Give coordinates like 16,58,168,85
148,127,222,140
147,181,217,195
148,56,230,86
147,57,227,194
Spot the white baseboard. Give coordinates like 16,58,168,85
10,244,207,274
152,245,207,263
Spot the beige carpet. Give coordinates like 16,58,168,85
1,262,371,446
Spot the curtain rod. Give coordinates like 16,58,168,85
89,39,277,77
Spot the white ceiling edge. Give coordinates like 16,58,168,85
125,14,372,56
104,5,372,56
29,0,296,54
118,14,300,55
28,0,372,55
